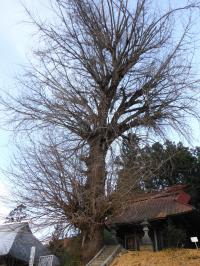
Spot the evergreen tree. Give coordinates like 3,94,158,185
118,140,200,207
117,134,142,193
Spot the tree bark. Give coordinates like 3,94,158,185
81,137,108,261
81,226,104,263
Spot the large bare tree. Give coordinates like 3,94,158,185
3,0,200,261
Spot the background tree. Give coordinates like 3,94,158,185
116,133,146,193
144,141,200,189
3,0,200,261
118,140,200,208
5,204,27,223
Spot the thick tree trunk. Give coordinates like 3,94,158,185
81,137,108,262
81,225,104,263
85,138,107,194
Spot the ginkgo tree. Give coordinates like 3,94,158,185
4,0,200,261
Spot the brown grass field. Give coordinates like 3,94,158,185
111,249,200,266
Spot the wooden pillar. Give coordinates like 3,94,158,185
124,235,127,249
160,231,164,250
154,229,158,251
134,234,138,251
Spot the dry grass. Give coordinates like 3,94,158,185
111,249,200,266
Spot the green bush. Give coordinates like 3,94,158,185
48,235,82,266
61,236,82,266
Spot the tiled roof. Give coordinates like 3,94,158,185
110,185,195,225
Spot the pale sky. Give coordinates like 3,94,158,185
0,0,200,222
0,0,51,221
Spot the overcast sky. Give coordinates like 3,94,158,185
0,0,200,222
0,0,51,221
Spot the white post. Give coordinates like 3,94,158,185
29,246,36,266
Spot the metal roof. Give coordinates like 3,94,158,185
0,223,22,256
0,222,50,263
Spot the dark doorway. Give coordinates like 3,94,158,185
125,234,139,250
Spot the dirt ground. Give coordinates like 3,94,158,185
111,249,200,266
